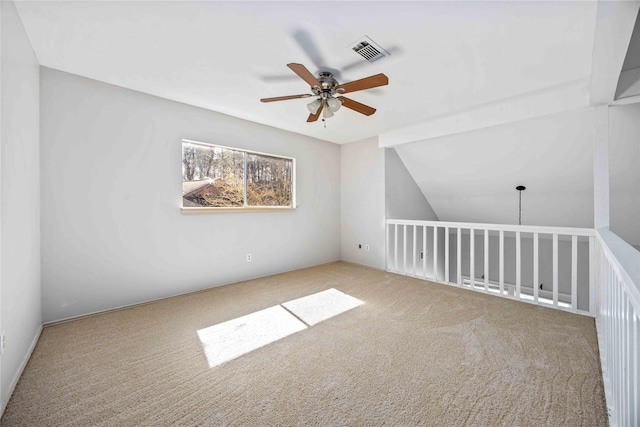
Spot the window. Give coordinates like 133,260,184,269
181,139,295,211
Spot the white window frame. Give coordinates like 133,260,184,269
181,139,296,213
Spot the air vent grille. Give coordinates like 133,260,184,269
349,36,389,63
353,41,383,61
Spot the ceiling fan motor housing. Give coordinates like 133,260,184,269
314,71,339,97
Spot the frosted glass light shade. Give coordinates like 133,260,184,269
322,104,334,118
306,99,322,114
327,97,342,112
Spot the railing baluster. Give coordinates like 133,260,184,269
516,231,521,299
386,223,390,271
403,224,407,275
470,229,475,289
499,230,504,296
625,298,630,425
589,236,596,315
533,232,539,304
394,224,398,272
617,280,622,422
433,226,438,282
445,227,450,284
457,228,462,286
552,233,558,308
412,225,417,276
633,311,638,427
484,229,489,292
571,235,578,312
422,226,427,280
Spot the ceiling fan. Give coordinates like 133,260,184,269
260,63,389,122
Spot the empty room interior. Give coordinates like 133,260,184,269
1,1,639,425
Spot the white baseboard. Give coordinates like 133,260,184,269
1,324,43,417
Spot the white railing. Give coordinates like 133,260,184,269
386,220,596,316
595,229,640,427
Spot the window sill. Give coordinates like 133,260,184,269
181,206,296,214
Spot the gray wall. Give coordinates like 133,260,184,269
40,68,341,323
0,0,42,410
341,137,385,269
385,147,439,221
609,102,640,249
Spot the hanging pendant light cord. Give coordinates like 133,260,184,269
518,191,522,225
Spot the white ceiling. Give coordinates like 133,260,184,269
15,1,599,144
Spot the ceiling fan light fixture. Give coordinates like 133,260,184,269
306,99,322,115
327,96,342,113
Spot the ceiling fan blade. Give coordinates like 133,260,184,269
260,94,312,103
287,63,322,88
338,97,377,116
336,73,389,94
307,103,323,122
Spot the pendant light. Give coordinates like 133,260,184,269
516,185,526,225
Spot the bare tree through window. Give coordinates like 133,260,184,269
182,140,295,209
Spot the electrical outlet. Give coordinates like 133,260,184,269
358,244,362,249
1,331,5,355
365,245,370,251
246,253,252,262
420,251,424,260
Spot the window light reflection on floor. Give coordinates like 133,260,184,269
197,288,364,368
282,288,364,326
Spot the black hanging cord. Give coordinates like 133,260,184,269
516,185,526,225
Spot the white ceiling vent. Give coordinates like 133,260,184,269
349,36,389,63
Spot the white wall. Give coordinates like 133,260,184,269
40,69,341,323
0,0,41,411
609,102,640,249
341,137,385,269
385,148,439,221
593,105,610,230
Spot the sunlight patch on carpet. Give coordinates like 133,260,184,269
282,288,364,326
197,288,364,368
197,305,307,368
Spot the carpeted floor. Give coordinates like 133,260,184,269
1,262,607,426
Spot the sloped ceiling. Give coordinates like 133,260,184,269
14,1,598,144
394,108,595,228
616,11,640,99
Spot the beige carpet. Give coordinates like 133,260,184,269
2,262,607,426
